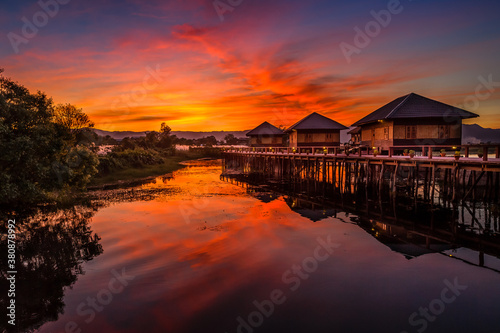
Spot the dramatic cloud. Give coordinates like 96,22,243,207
1,0,499,130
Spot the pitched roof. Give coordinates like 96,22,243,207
286,112,348,132
347,126,361,134
246,121,284,136
352,93,479,126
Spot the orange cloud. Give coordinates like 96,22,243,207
2,0,499,131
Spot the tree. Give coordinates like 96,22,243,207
102,135,118,145
197,135,217,147
158,122,173,149
54,103,96,145
224,133,238,145
118,137,136,150
172,136,193,146
160,122,171,136
54,103,94,131
144,131,159,148
1,73,65,204
0,71,98,205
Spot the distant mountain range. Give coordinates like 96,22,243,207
462,124,500,144
92,129,250,142
93,124,500,144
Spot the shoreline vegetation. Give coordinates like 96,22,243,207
88,152,220,189
0,70,227,210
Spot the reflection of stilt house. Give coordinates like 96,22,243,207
284,197,337,222
351,93,479,151
246,121,284,147
360,220,455,260
287,112,348,148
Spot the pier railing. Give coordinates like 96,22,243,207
387,145,500,161
224,146,367,156
224,144,500,162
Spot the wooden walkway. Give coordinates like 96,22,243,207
223,145,500,203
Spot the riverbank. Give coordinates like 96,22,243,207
77,159,221,204
90,147,222,188
1,152,220,211
88,155,187,188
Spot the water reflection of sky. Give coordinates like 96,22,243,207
37,160,500,333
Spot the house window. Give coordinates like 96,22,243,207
405,126,417,139
383,127,389,140
305,133,313,143
438,125,450,139
326,133,333,141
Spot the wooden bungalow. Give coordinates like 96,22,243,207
246,121,284,147
347,127,361,145
351,93,479,151
286,112,348,148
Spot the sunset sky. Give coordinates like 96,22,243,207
2,0,500,131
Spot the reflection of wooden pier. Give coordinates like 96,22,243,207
223,145,500,203
221,174,500,272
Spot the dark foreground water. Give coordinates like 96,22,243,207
3,160,500,333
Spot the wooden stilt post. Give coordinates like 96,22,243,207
472,171,476,202
484,172,491,201
339,161,344,193
495,171,499,203
431,165,436,204
353,161,357,192
379,162,385,194
462,168,466,199
332,159,337,191
323,160,328,197
365,161,370,192
393,163,399,196
414,164,419,199
452,167,458,202
443,169,448,203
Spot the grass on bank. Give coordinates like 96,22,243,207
88,149,220,188
88,156,185,187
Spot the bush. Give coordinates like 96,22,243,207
96,148,168,175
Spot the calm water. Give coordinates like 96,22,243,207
4,160,500,333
